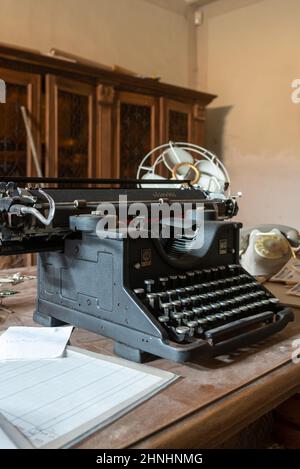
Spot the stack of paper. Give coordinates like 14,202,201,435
0,345,177,448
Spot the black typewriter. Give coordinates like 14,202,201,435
0,177,294,363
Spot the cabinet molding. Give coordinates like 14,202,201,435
98,85,115,105
193,103,206,122
96,85,114,178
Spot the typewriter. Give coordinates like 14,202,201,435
0,177,294,363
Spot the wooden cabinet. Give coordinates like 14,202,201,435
0,44,216,183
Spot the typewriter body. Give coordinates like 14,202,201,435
0,177,294,363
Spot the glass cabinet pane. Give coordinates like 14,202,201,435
119,103,151,178
57,90,89,177
168,110,189,142
0,83,27,176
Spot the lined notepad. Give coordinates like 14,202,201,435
0,347,177,449
0,427,17,449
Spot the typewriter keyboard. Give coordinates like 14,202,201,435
134,264,280,345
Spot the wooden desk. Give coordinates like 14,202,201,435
1,268,300,449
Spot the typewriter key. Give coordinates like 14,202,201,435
192,307,202,317
146,293,159,310
200,283,209,293
183,311,194,324
159,277,169,289
158,315,169,324
197,294,207,305
218,265,227,278
218,278,228,288
193,270,203,282
178,275,187,287
175,326,190,342
186,271,195,284
144,279,155,293
226,299,237,308
201,305,211,316
257,290,266,297
187,320,198,336
196,318,208,335
171,300,182,312
224,311,235,321
231,308,241,319
133,288,145,299
269,297,279,304
203,268,212,281
206,292,215,303
206,315,217,328
239,306,249,317
169,275,178,289
193,284,202,294
242,305,252,316
215,313,225,324
190,295,200,307
261,299,272,311
214,289,224,299
211,267,219,279
172,312,183,325
176,288,187,299
158,292,169,305
181,298,191,310
185,286,195,295
161,302,172,316
167,289,177,301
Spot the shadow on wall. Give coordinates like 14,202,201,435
204,106,232,158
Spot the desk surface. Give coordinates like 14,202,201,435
1,267,300,449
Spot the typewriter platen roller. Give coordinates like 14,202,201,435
0,178,294,363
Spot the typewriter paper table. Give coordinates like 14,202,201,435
1,267,300,449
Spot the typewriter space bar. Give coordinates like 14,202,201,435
205,311,275,344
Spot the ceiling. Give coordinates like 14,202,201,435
144,0,219,16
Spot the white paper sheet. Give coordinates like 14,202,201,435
0,347,177,448
0,412,34,449
0,326,73,360
0,427,17,449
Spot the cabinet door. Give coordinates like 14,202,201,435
160,98,193,144
114,92,158,178
0,68,40,177
46,75,95,178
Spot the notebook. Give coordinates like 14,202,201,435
0,347,177,449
